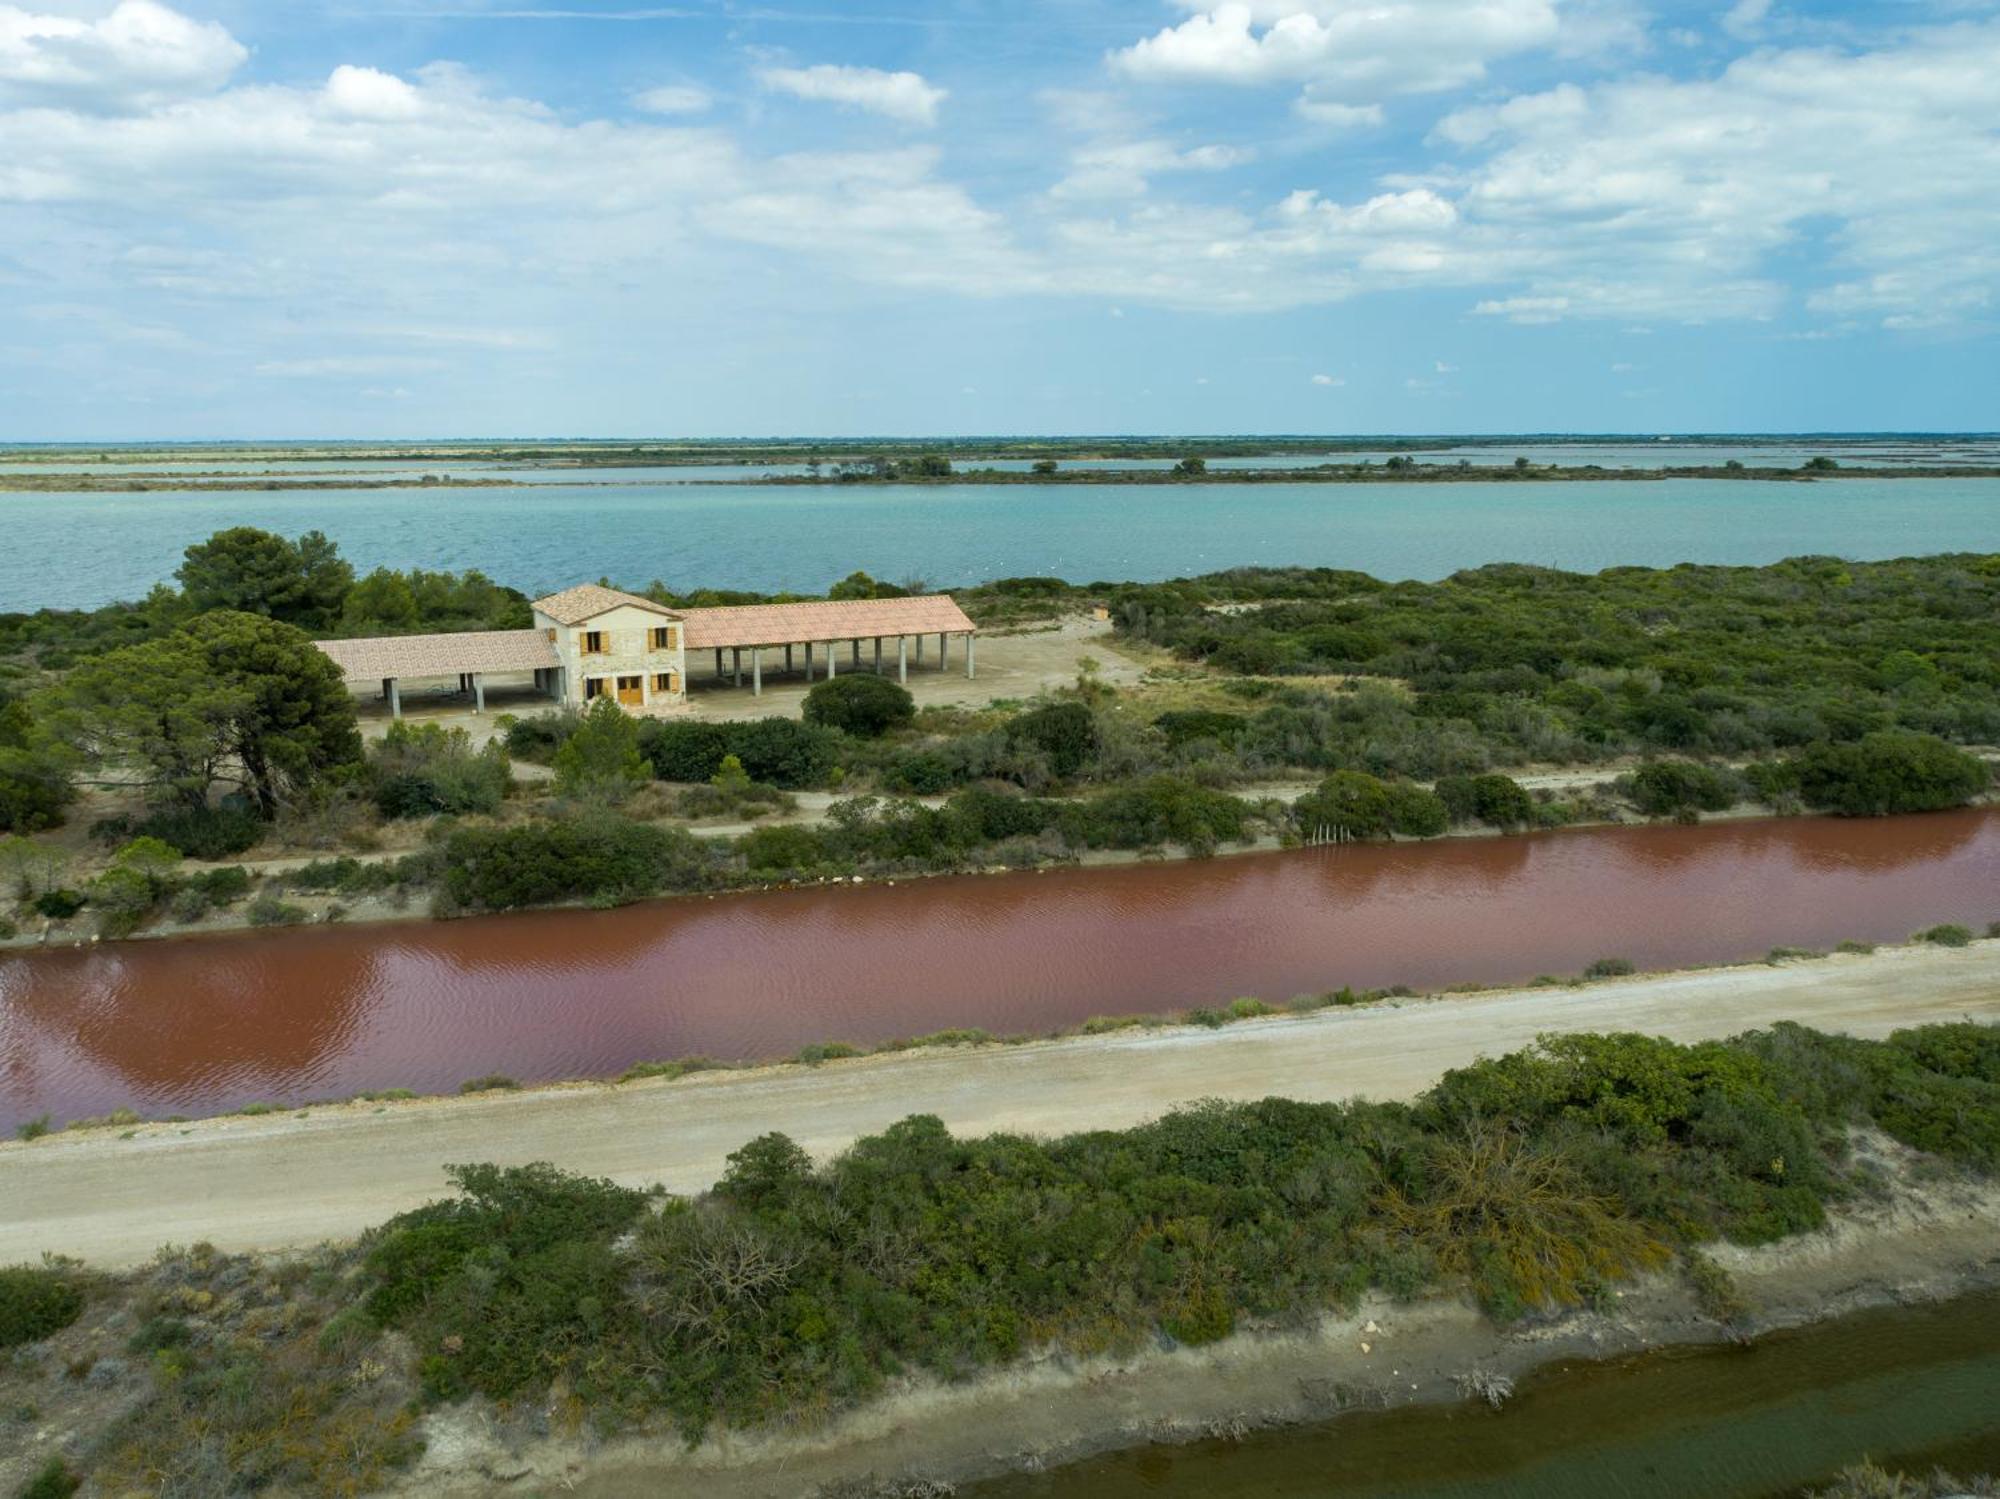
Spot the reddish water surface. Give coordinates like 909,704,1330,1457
4,810,1998,1129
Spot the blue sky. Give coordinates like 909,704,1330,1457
1,0,1996,439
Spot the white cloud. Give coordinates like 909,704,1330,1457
1434,359,1457,372
1110,0,1569,102
1049,138,1252,201
1431,22,2000,323
757,63,944,126
1310,372,1341,385
1293,97,1383,130
0,0,244,110
633,83,710,116
1720,0,1771,40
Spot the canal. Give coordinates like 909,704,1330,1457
3,808,1997,1129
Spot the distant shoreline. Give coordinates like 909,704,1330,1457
7,462,2000,493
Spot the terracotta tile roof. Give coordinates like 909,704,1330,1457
531,583,682,626
679,595,977,650
315,629,560,683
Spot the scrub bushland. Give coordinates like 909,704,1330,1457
10,1022,1997,1494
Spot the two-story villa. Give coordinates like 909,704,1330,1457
315,584,978,718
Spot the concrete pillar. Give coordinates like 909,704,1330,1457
939,633,949,670
714,648,725,680
752,650,762,696
473,673,486,712
898,636,908,684
732,647,742,687
916,635,924,666
874,637,883,674
851,639,861,667
786,644,794,674
827,641,837,679
966,634,976,679
805,641,814,677
388,678,402,720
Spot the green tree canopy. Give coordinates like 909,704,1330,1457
176,527,353,627
553,697,648,804
44,611,361,817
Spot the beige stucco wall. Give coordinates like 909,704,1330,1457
532,603,687,713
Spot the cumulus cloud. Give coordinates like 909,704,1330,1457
1110,0,1567,102
4,0,1998,416
1310,372,1342,385
0,0,245,110
1431,22,2000,323
757,63,944,126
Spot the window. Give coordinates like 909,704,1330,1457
582,630,607,655
650,626,678,651
584,677,607,701
652,672,679,695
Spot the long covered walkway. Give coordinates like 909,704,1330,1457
678,595,978,697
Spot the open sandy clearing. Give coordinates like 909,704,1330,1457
3,941,1998,1269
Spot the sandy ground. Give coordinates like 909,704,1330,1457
5,941,1998,1271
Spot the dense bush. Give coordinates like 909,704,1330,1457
1295,771,1448,841
0,1264,85,1349
803,675,915,737
436,814,722,912
641,717,838,790
370,723,510,819
1436,772,1536,829
1153,709,1248,750
1627,760,1739,817
502,710,578,765
0,745,74,833
1789,732,1990,816
325,1021,2000,1444
1007,701,1100,778
1110,558,2000,765
552,698,648,805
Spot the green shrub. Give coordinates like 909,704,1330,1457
1294,770,1395,841
0,1265,85,1349
1791,733,1990,816
1436,773,1536,829
16,1456,81,1499
246,895,309,927
0,746,75,835
804,674,916,737
724,718,839,789
737,823,832,874
370,722,509,819
502,710,578,764
552,698,648,805
187,864,253,904
1153,710,1247,750
882,750,959,794
131,804,264,858
32,888,85,919
1627,760,1737,817
1914,923,1974,947
638,719,731,783
1583,956,1636,979
458,1075,519,1094
1007,701,1099,778
16,1113,51,1141
436,814,720,912
1385,781,1450,837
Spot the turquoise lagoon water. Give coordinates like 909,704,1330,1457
4,474,1999,611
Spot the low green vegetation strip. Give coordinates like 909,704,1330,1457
4,1022,1997,1494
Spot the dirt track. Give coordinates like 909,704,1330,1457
4,942,1998,1269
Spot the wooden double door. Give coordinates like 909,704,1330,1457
615,675,644,707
